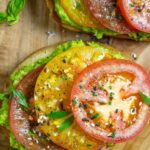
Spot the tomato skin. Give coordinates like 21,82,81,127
84,0,134,33
118,0,150,33
71,59,150,143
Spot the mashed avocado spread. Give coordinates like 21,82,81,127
0,41,124,150
54,0,150,41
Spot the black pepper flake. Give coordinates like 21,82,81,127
82,118,89,122
62,59,66,63
95,123,100,127
79,104,88,109
115,108,119,113
93,86,97,91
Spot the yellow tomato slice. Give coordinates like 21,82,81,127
61,0,104,29
34,45,124,150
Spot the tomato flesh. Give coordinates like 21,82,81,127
118,0,150,33
71,59,150,143
84,0,134,33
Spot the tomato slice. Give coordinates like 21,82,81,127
9,66,62,150
84,0,134,33
71,59,150,143
61,0,104,29
118,0,150,33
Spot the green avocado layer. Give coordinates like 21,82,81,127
54,0,150,41
0,40,124,150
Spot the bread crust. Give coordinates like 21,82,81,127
46,0,150,41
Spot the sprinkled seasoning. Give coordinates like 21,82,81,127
92,91,97,96
109,92,114,99
115,108,119,113
82,118,89,122
131,52,137,60
73,98,77,106
131,108,136,114
95,123,100,127
108,101,112,105
62,59,66,63
90,113,99,120
79,103,88,109
79,84,83,89
109,131,116,138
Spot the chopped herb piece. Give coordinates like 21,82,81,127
82,104,87,109
86,144,92,147
49,111,70,119
108,101,112,105
13,89,28,108
59,116,74,131
107,123,113,128
90,113,99,120
61,74,67,80
76,2,81,9
109,92,114,99
92,91,97,96
93,86,97,91
95,123,100,127
27,130,35,137
139,92,150,105
109,86,112,90
79,85,83,89
110,131,116,138
73,98,77,106
82,118,89,122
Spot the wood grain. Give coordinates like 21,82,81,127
0,0,150,150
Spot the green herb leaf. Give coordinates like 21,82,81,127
111,131,116,138
59,116,74,131
0,0,26,25
49,111,70,119
90,113,99,120
139,92,150,105
0,12,7,23
73,98,77,106
12,89,28,108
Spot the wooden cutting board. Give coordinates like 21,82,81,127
0,0,150,150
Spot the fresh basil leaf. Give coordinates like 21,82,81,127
139,92,150,105
59,116,74,131
7,0,25,17
0,12,7,23
13,89,28,108
49,111,70,119
0,0,25,24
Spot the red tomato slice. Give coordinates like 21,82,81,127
118,0,150,33
71,59,150,143
84,0,134,33
9,66,62,150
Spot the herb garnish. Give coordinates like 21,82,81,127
139,92,150,105
0,0,26,25
58,116,74,131
90,113,99,120
73,98,77,106
110,131,116,138
12,88,28,108
49,111,70,119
